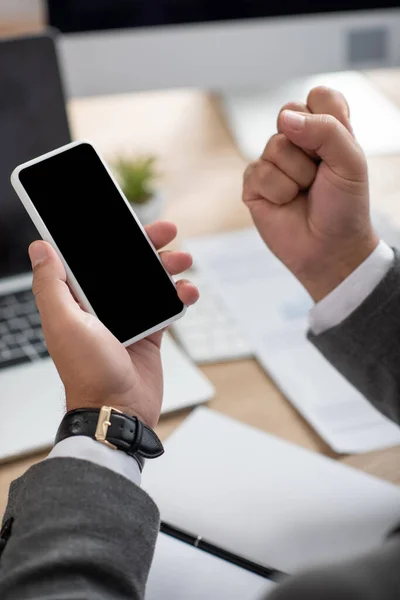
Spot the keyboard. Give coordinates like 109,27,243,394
0,275,252,371
172,270,252,364
0,289,48,371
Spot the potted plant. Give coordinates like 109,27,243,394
113,155,164,225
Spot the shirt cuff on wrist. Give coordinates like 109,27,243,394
309,240,395,336
47,435,142,487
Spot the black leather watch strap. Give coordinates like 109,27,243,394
55,407,164,471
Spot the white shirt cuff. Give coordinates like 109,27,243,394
309,240,394,335
47,436,141,487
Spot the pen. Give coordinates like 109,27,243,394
160,521,287,582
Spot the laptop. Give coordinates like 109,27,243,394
0,33,214,461
0,33,72,460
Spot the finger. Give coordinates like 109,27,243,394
277,102,318,160
277,102,311,133
160,250,193,275
246,160,299,206
176,279,199,306
29,241,78,323
278,110,367,184
307,86,352,134
145,221,177,250
261,134,318,190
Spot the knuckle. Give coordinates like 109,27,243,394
319,113,340,134
260,167,298,205
273,188,297,206
308,86,350,126
279,101,303,114
301,163,318,188
257,161,274,185
31,274,59,301
307,85,334,105
243,161,256,183
242,161,257,196
279,180,299,205
31,282,44,301
243,161,263,203
31,269,46,296
31,275,48,299
266,134,289,163
243,160,274,201
280,102,295,113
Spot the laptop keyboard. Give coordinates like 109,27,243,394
0,289,48,371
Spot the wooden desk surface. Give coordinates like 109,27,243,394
2,71,400,516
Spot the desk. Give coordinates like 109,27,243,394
1,72,400,516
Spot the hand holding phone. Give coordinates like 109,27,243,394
12,141,188,345
28,224,198,428
11,140,199,426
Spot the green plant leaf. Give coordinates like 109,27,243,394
112,155,157,205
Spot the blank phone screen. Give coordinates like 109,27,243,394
18,142,184,342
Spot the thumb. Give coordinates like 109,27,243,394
29,241,77,323
279,109,367,184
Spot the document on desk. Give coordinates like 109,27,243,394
143,408,400,577
146,532,275,600
185,227,400,453
161,334,215,413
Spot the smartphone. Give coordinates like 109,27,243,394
11,140,186,345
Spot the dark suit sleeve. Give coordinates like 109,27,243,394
308,249,400,426
268,534,400,600
0,457,159,599
268,249,400,600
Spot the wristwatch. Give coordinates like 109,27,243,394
55,406,164,471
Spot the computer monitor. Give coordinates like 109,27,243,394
47,1,400,97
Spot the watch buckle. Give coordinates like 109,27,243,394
95,406,122,450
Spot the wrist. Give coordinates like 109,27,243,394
65,396,158,429
55,407,164,470
298,233,379,303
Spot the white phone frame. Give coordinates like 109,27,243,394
11,140,187,346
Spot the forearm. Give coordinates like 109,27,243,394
308,248,400,425
0,458,159,599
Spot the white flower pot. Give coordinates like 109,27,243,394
130,191,165,225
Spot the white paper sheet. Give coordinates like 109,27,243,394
161,334,215,413
143,408,400,576
185,226,400,453
146,533,274,600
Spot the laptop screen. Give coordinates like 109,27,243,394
0,34,71,279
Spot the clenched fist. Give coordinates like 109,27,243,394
243,87,379,302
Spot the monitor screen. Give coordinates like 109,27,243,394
0,35,71,279
47,1,399,33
